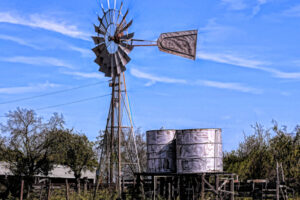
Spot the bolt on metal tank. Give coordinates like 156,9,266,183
176,129,223,173
147,129,176,173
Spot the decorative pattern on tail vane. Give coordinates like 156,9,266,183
157,30,198,60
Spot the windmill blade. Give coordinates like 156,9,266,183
118,20,133,34
102,57,111,77
118,9,129,30
94,24,106,35
115,51,126,70
116,1,123,23
95,50,108,67
95,57,103,67
100,2,105,13
118,47,131,63
102,11,110,27
99,64,109,75
98,16,107,30
119,43,133,55
99,65,107,73
117,48,130,66
120,32,134,41
92,36,105,45
114,54,122,74
119,42,134,52
157,30,198,60
92,43,106,56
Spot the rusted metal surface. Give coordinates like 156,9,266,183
157,30,198,60
147,130,176,173
176,129,223,173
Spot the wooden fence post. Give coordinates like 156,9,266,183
20,178,24,200
47,179,52,200
215,175,219,200
230,175,235,200
65,179,70,200
152,175,156,200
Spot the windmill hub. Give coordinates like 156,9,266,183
105,24,119,54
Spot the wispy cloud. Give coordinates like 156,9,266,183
0,12,89,40
197,51,300,79
199,19,241,45
0,56,73,69
62,71,104,80
0,82,60,94
252,0,269,16
196,80,263,94
130,68,261,94
221,0,247,10
0,34,40,49
221,0,270,16
282,4,300,17
68,45,93,58
0,34,92,57
197,51,266,70
130,68,187,86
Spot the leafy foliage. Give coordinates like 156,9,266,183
0,108,65,198
50,129,97,193
224,122,300,191
0,108,97,198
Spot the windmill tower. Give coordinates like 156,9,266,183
92,0,198,197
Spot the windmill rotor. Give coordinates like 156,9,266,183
92,2,198,78
92,6,134,78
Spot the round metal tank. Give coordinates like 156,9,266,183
147,130,176,173
176,129,223,173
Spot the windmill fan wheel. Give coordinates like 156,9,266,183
92,8,134,77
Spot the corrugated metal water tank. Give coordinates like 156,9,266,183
176,129,223,173
147,130,176,173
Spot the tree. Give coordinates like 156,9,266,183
224,123,273,180
134,130,147,172
270,122,300,189
0,137,5,161
224,122,300,192
52,130,97,194
0,108,64,199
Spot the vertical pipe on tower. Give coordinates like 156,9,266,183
110,77,115,185
118,74,122,198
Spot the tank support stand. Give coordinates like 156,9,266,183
133,172,236,200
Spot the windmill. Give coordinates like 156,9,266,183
92,0,198,197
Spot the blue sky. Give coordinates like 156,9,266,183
0,0,300,151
